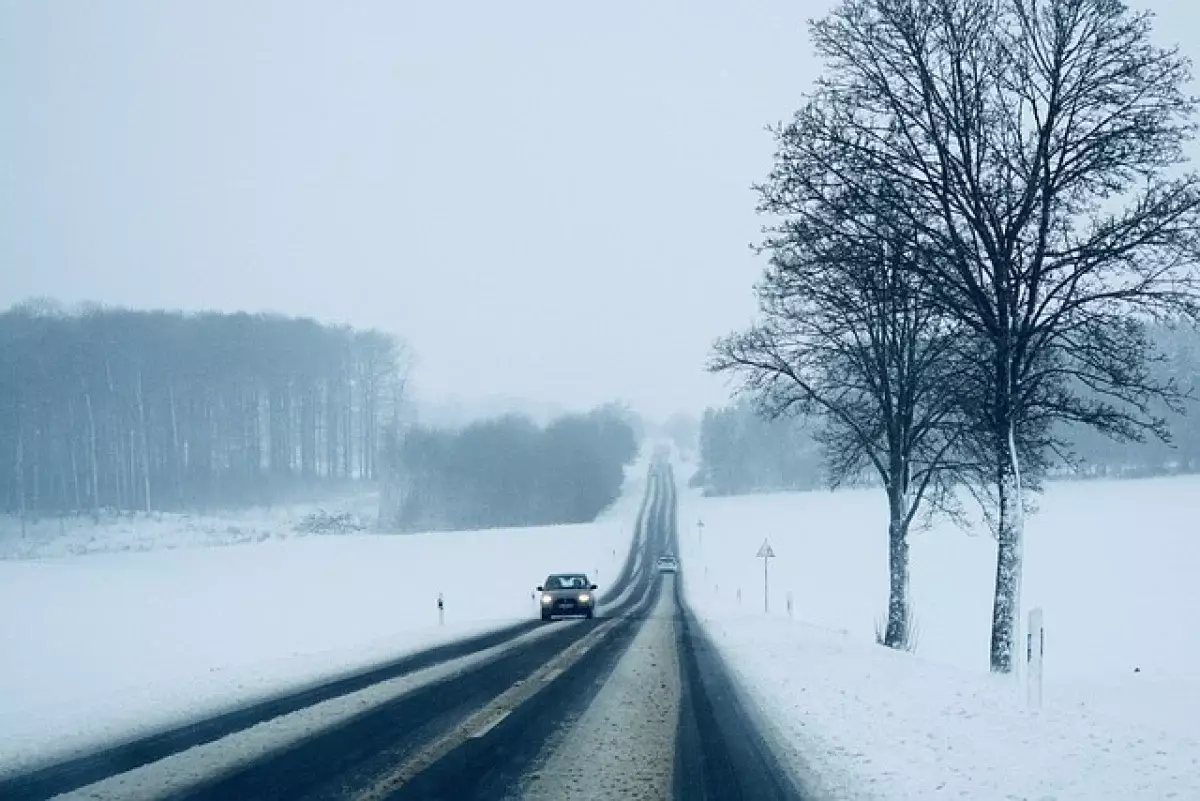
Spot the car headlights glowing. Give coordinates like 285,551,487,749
541,594,552,604
577,593,591,603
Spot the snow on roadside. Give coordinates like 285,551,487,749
0,458,650,778
55,621,582,801
676,467,1200,800
691,617,1200,800
0,493,382,560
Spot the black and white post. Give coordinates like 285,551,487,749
757,538,775,614
437,592,445,627
1026,607,1044,708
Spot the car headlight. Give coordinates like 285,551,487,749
578,593,591,603
541,594,552,604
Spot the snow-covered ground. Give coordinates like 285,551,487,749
0,492,381,560
677,466,1200,800
53,621,583,801
0,458,649,778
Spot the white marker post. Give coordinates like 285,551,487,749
1026,607,1044,708
757,538,776,614
697,518,705,545
437,592,445,627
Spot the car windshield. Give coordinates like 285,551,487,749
545,575,588,590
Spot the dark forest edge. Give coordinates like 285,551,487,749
696,322,1200,498
1,300,642,536
378,404,640,532
0,301,407,519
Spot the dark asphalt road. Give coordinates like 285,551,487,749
174,467,672,801
4,459,807,801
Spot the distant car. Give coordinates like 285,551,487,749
537,573,598,621
656,554,679,573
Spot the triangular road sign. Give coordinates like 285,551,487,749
756,539,775,558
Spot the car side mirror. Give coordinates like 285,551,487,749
536,586,543,592
590,583,598,590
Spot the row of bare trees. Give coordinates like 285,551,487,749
714,0,1200,672
1,303,408,518
698,327,1200,489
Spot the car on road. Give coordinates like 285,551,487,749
537,573,598,621
656,554,679,573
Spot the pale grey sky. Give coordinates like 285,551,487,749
1,1,1194,419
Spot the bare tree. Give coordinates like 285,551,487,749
790,0,1200,670
713,177,968,650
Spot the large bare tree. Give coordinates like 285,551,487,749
713,177,968,650
786,0,1200,670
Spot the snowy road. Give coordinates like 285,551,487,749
7,460,804,801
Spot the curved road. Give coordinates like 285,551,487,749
7,459,806,801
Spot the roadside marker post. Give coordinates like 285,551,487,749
437,592,445,627
786,591,794,619
757,538,776,614
1026,607,1044,708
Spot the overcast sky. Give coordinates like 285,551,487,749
1,1,1193,420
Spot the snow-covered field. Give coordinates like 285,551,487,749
0,492,382,560
677,466,1200,800
0,459,648,778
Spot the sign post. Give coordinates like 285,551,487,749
1026,607,1044,708
757,539,776,614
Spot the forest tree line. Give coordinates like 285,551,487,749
0,302,407,517
691,400,822,496
698,324,1200,497
379,404,639,532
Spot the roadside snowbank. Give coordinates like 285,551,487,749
0,459,648,777
677,471,1200,799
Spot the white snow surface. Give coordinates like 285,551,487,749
55,621,580,801
676,464,1200,800
0,493,382,560
0,457,650,778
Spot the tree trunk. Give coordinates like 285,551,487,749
135,371,151,512
989,420,1024,673
883,482,911,649
128,428,138,511
15,422,26,537
67,397,82,512
168,382,182,507
31,425,41,520
83,389,99,519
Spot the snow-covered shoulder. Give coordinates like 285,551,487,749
689,615,1199,800
675,468,1200,800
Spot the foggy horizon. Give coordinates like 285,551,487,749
2,0,1192,421
0,0,839,421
